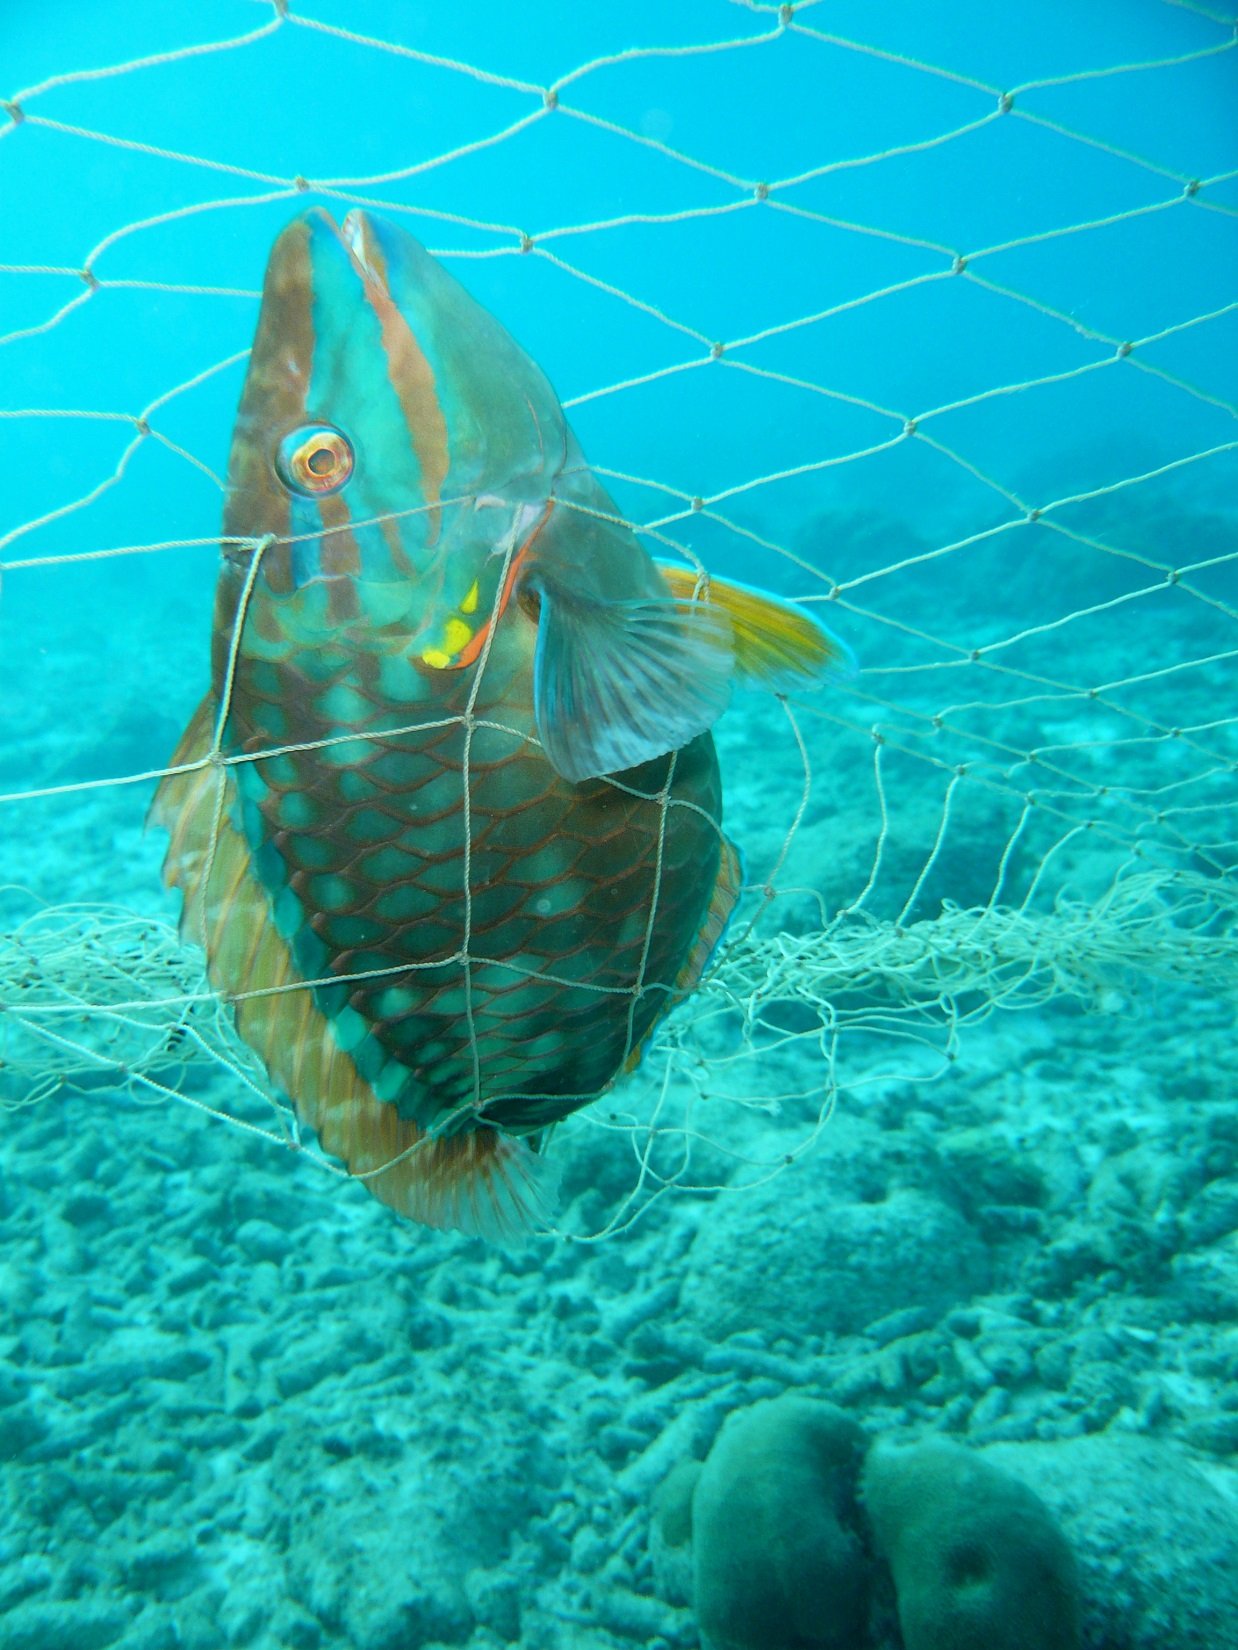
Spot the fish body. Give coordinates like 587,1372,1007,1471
156,209,836,1237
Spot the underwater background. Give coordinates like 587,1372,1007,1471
1,2,1236,1647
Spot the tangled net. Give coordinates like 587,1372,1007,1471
1,2,1235,1235
2,854,1231,1233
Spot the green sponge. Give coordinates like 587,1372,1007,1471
692,1394,871,1650
861,1440,1081,1650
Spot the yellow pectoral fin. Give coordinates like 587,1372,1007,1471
657,562,850,688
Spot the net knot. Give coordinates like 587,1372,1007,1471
754,182,770,202
997,91,1014,113
543,88,559,110
710,341,725,360
2,100,23,125
293,174,310,192
951,254,968,274
778,4,794,24
519,232,534,254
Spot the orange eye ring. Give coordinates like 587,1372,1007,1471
275,424,354,496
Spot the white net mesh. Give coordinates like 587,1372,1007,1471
1,0,1235,1240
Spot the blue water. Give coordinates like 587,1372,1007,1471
1,4,1236,1648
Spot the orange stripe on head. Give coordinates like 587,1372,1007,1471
338,219,449,549
378,506,415,580
224,216,316,596
317,492,363,624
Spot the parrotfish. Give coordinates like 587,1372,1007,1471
153,207,838,1239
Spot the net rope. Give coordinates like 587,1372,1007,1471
1,0,1235,1238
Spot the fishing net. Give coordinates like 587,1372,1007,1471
1,0,1235,1239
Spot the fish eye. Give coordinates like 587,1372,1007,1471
275,424,354,496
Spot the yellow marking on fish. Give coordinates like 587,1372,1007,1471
419,615,474,671
443,617,472,654
461,580,479,614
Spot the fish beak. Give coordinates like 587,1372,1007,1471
340,209,381,286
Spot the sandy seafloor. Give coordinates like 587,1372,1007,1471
1,499,1237,1650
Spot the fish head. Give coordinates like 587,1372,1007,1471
221,207,570,655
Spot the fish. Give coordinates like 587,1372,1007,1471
152,207,840,1240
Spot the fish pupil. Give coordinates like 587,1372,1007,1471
275,424,353,495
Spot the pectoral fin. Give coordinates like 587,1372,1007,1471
657,563,850,688
529,570,733,782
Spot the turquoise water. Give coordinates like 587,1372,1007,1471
1,4,1236,1648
